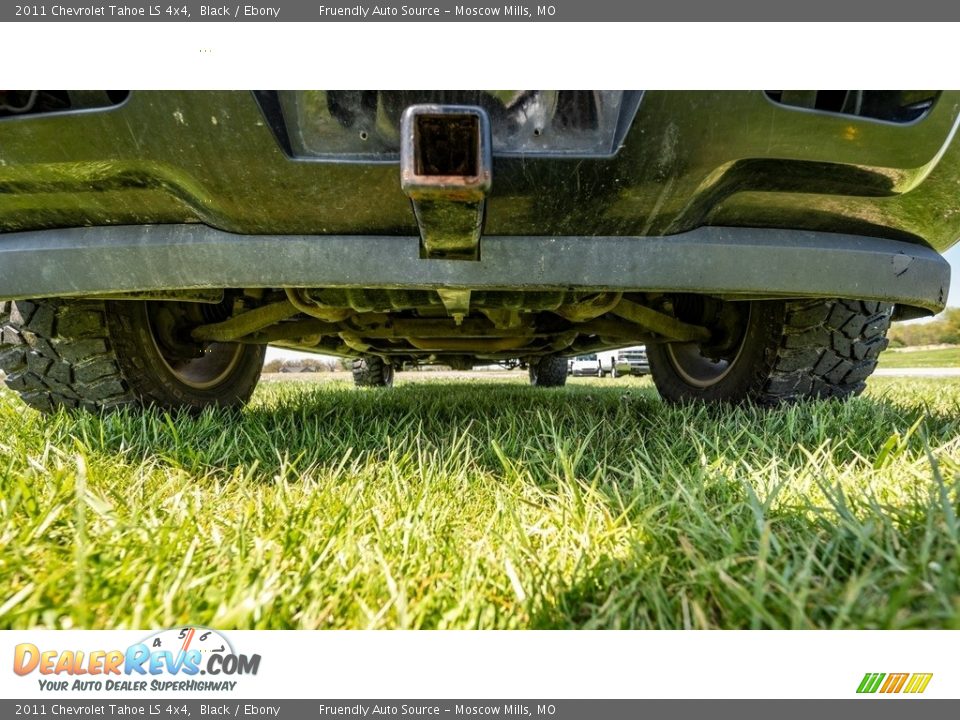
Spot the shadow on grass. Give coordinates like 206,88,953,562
38,378,960,484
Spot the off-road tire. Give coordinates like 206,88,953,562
648,299,892,405
529,355,568,387
0,299,265,413
352,356,395,387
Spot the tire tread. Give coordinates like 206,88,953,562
352,356,394,387
759,299,892,404
0,299,135,412
0,299,263,413
529,355,568,387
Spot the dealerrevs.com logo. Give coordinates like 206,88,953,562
13,627,261,693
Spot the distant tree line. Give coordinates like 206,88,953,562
888,308,960,347
262,357,344,373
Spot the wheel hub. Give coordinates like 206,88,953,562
147,303,244,390
665,302,751,388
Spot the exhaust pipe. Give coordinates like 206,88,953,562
400,105,492,260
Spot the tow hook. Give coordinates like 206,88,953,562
400,104,492,261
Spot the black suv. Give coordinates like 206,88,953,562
0,90,952,411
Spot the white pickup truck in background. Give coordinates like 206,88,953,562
568,347,649,377
569,353,610,376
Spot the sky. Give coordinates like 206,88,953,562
945,245,960,306
267,245,960,362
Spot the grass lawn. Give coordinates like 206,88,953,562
879,345,960,368
1,374,959,630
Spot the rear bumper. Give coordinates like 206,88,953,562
0,224,949,316
3,91,960,254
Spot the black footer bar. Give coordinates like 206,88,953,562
4,699,958,720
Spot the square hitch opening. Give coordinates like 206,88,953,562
401,105,492,261
414,113,480,177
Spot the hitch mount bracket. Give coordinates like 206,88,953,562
400,104,492,261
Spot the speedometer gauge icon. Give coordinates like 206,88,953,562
141,627,234,658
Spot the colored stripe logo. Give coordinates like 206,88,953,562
857,672,933,694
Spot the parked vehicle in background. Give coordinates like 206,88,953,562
597,350,617,376
568,348,647,378
614,346,650,376
570,353,603,376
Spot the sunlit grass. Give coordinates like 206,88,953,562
879,345,960,368
1,374,958,629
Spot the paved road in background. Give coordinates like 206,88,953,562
262,368,960,381
874,368,960,377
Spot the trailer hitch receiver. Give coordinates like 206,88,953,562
400,105,492,260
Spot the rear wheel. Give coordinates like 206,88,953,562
528,355,568,387
647,298,892,405
352,356,395,387
0,299,264,413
